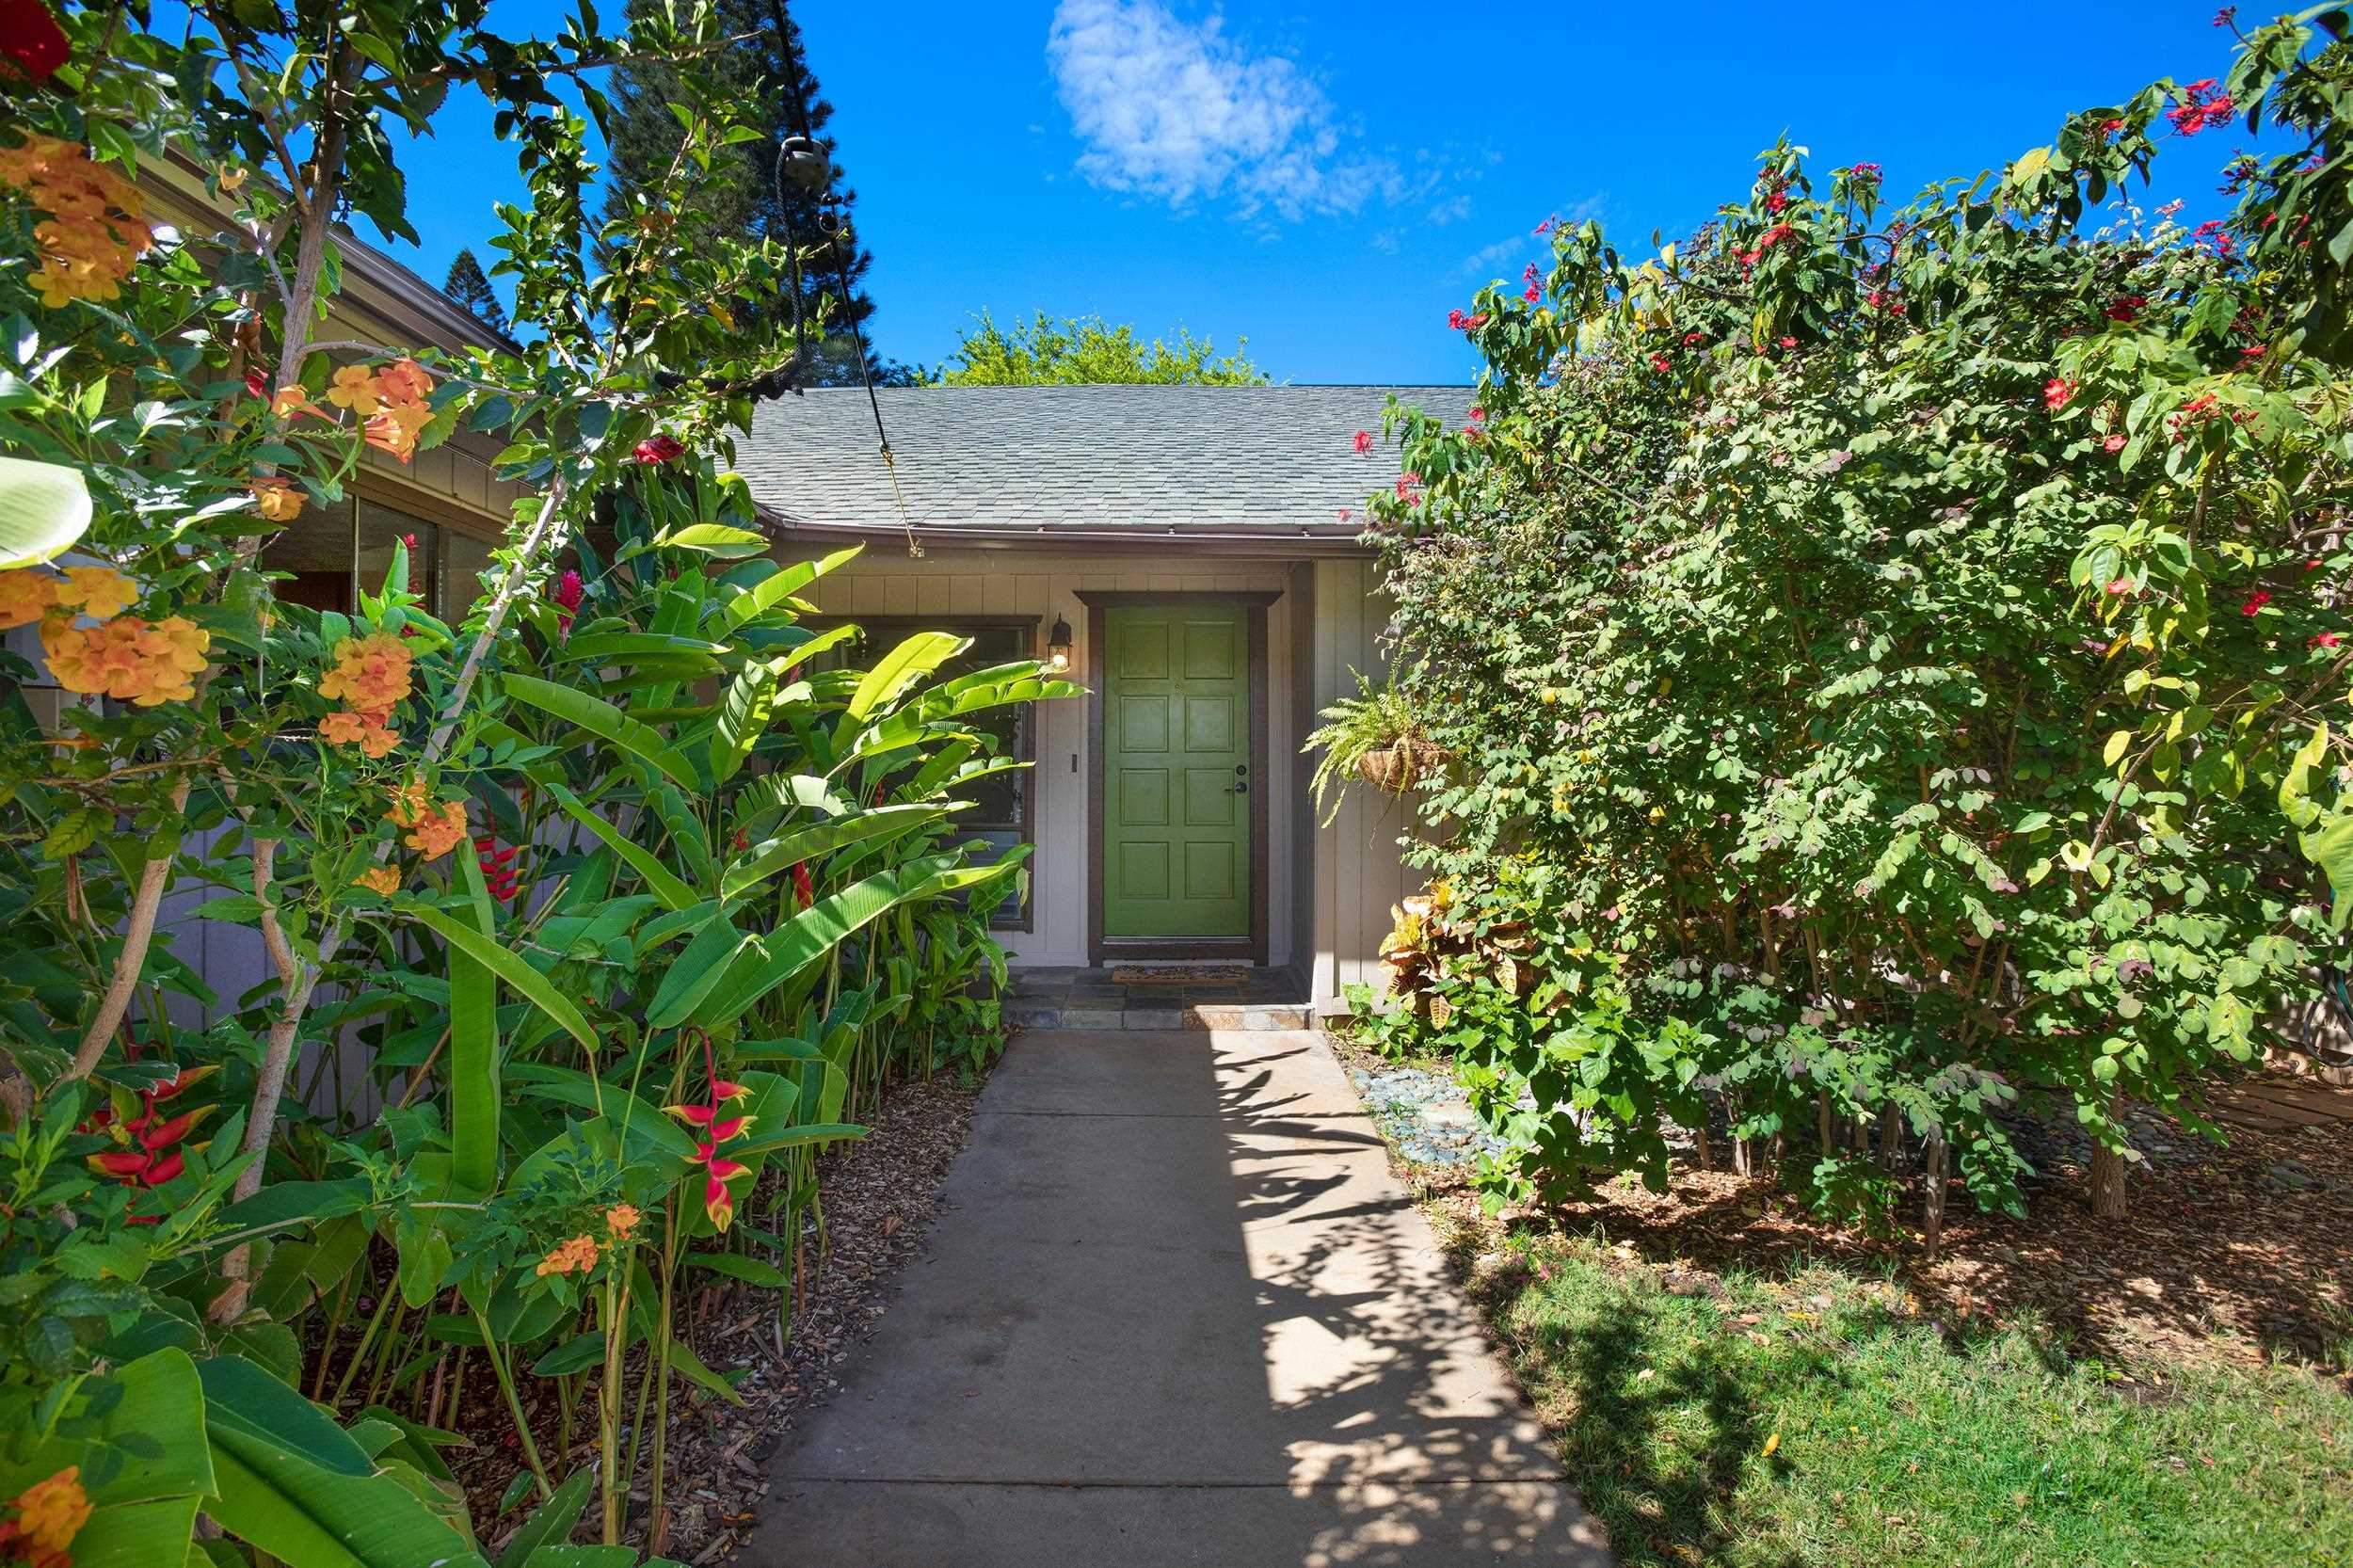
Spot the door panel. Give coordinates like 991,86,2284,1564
1104,606,1251,938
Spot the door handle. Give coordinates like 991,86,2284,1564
1227,781,1249,794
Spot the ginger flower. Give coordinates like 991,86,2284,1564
535,1234,600,1278
318,632,415,712
0,1465,91,1568
44,615,209,705
604,1203,641,1241
0,568,60,630
352,865,400,897
249,474,304,523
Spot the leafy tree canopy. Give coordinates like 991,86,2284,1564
931,311,1266,386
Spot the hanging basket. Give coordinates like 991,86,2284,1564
1354,736,1451,795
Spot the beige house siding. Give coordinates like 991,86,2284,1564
1305,555,1417,1015
794,542,1421,1012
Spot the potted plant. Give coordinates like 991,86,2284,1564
1304,672,1450,823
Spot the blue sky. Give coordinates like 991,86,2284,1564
385,1,2250,385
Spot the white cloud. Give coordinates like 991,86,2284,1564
1046,0,1422,221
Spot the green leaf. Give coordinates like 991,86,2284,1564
717,546,861,632
683,1251,787,1288
503,674,699,789
495,1470,595,1568
448,854,501,1197
845,632,967,723
543,783,697,911
0,455,93,567
655,523,769,557
719,805,957,902
400,901,598,1052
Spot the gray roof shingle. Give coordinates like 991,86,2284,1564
733,384,1474,543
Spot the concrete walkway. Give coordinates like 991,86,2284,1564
748,1030,1612,1566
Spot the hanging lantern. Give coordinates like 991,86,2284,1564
1045,616,1074,674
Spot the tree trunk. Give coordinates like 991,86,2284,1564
1922,1128,1948,1259
2090,1097,2130,1218
1877,1104,1902,1172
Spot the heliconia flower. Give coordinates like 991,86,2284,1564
1352,430,1372,455
792,860,815,909
630,435,686,465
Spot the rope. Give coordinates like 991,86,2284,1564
762,0,921,557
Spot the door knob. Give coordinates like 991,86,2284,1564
1228,781,1249,794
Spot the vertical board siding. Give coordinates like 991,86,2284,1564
1306,558,1418,1015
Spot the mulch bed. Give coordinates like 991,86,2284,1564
1331,1032,2353,1379
450,1072,985,1563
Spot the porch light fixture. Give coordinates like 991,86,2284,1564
1045,615,1073,673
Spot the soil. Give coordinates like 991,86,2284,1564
449,1070,986,1563
1328,1032,2353,1380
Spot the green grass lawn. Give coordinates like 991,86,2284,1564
1462,1237,2351,1568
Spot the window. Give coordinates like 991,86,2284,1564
259,492,501,620
823,616,1040,931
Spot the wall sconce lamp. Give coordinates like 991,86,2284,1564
1045,615,1073,674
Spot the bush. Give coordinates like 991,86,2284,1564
1360,16,2353,1237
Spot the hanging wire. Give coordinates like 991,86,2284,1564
761,0,922,557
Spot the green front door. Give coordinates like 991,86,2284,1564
1103,605,1251,939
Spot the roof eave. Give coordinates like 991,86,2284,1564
761,517,1377,559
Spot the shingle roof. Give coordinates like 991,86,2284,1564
733,384,1475,545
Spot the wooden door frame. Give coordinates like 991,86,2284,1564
1080,590,1277,967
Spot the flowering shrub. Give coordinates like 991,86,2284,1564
1359,14,2353,1237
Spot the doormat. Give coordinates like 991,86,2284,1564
1109,965,1252,989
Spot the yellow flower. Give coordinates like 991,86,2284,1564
249,475,304,523
271,384,314,419
318,632,414,713
327,363,384,414
376,358,436,405
385,781,467,859
535,1234,600,1277
362,399,433,462
0,568,59,630
43,615,209,706
352,865,400,896
0,138,152,308
604,1203,641,1240
319,708,400,758
56,566,137,620
1,1465,91,1565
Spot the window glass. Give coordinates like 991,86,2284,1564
257,493,356,614
357,499,436,609
442,529,498,619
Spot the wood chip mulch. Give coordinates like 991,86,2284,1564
455,1071,984,1563
1332,1032,2353,1382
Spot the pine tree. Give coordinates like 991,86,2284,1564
600,0,898,387
441,248,508,338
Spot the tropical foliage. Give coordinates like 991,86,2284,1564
1352,10,2353,1243
0,3,1067,1563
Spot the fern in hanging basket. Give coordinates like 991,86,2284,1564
1304,672,1450,824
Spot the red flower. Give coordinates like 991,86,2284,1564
1466,405,1484,424
1395,472,1422,504
2105,578,2135,596
2242,589,2271,616
630,435,686,465
2167,80,2234,136
1446,309,1488,331
1766,189,1788,214
2043,377,2075,411
791,860,814,910
1534,215,1557,235
2101,117,2126,138
552,568,584,636
2313,631,2341,648
81,1066,214,1224
664,1046,755,1231
0,0,72,81
1777,336,1798,350
244,369,268,399
1337,507,1351,523
2104,434,2127,454
1650,353,1673,373
1352,429,1372,456
2105,296,2147,323
474,834,522,903
1847,162,1882,178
